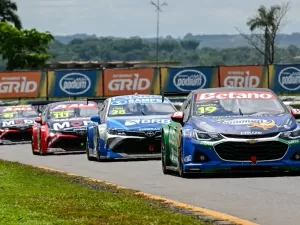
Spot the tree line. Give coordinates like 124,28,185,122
0,0,294,71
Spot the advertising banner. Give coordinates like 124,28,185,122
218,66,267,88
47,70,103,98
160,67,218,93
0,71,45,98
268,64,300,94
103,68,159,96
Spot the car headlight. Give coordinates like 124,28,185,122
183,129,222,141
107,128,127,135
280,128,300,140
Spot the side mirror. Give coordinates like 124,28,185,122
91,115,101,124
291,109,300,119
171,112,184,124
35,117,42,124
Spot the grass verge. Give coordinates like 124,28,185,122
0,160,211,225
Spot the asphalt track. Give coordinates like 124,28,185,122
1,145,300,225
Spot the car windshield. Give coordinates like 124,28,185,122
0,106,38,119
49,103,99,119
193,91,285,116
108,96,176,117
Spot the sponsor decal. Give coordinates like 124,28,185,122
0,72,41,98
139,127,160,131
104,69,154,96
196,91,275,101
278,67,300,91
219,66,263,88
59,73,91,95
217,118,277,131
240,131,263,135
0,105,33,112
51,103,97,110
110,98,166,105
2,120,34,127
52,121,91,130
124,119,171,126
184,155,192,162
173,69,207,91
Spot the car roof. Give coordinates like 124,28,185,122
191,87,273,94
50,100,96,107
110,94,163,99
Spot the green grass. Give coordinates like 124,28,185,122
0,160,210,225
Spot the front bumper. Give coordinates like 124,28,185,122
182,134,300,173
46,133,87,154
0,128,32,145
101,133,161,159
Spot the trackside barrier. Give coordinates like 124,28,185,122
0,64,300,99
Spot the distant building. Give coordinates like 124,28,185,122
44,61,181,69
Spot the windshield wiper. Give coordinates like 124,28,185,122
239,108,243,116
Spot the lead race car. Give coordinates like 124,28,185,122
86,94,177,161
32,101,99,155
0,105,38,144
161,87,300,177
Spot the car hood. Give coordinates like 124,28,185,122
48,117,92,131
190,113,297,135
106,115,172,132
0,118,35,129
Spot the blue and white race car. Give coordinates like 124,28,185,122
86,94,177,161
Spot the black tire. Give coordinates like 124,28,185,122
95,136,101,162
161,136,170,174
31,135,39,155
86,137,93,161
178,138,188,178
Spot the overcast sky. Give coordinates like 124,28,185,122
15,0,300,37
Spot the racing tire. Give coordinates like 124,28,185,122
31,136,39,155
95,136,101,162
178,137,188,178
86,137,93,161
161,136,170,174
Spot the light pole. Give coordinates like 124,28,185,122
150,0,167,67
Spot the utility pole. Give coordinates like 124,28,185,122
150,0,167,67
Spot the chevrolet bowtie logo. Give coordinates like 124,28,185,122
247,139,257,144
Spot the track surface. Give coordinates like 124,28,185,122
1,145,300,225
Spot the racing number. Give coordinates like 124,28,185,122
198,106,216,114
0,112,16,118
111,109,126,115
51,111,70,118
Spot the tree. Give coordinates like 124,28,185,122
0,22,54,70
237,2,290,64
0,0,22,29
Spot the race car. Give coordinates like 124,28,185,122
161,87,300,177
86,94,177,161
0,105,38,144
32,101,99,155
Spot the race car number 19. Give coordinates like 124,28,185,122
198,106,216,114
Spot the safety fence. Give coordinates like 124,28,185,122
0,64,299,99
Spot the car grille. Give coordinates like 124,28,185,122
124,131,161,138
112,138,161,155
51,137,86,151
2,130,32,142
60,130,87,137
222,133,279,139
214,141,288,161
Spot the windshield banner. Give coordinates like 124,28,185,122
218,66,268,88
47,70,103,98
269,64,300,94
160,67,218,93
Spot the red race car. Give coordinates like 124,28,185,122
31,100,99,155
0,105,38,144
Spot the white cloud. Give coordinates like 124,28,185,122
14,0,300,37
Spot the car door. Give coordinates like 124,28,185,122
168,95,192,167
